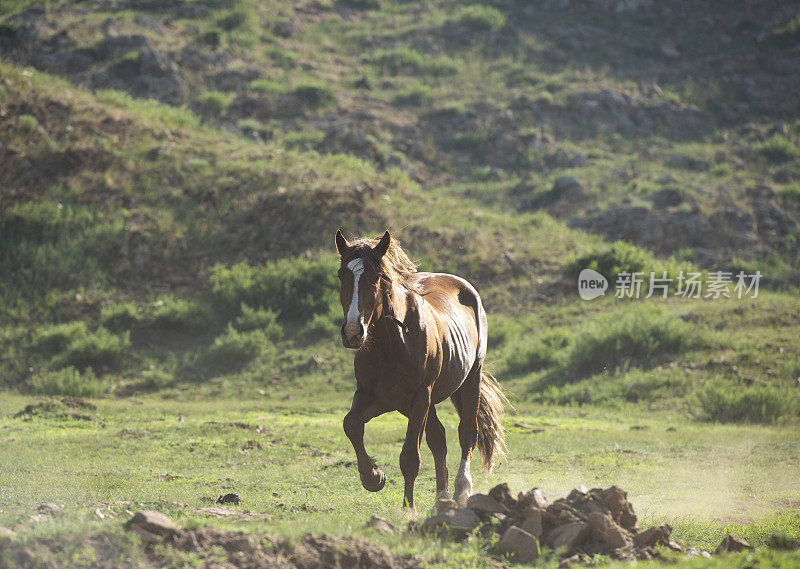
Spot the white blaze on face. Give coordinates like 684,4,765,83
345,258,365,334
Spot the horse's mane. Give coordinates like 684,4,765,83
342,235,422,294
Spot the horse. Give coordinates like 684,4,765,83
334,229,507,511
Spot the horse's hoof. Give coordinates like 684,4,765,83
361,469,386,492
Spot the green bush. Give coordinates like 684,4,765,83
458,5,506,32
393,83,432,106
248,78,284,95
233,304,282,339
699,380,800,423
198,325,266,374
370,48,458,77
755,135,799,165
149,296,214,331
503,329,570,376
292,83,336,109
340,0,381,9
199,91,230,115
565,306,704,378
33,321,89,354
564,241,652,283
18,113,38,131
53,328,130,372
216,9,256,31
101,302,140,332
265,46,297,69
209,257,337,321
26,366,104,398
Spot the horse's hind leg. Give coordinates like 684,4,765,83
452,369,481,507
425,405,450,505
343,389,390,492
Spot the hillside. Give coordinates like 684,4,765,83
1,0,799,421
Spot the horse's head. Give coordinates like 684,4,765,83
334,230,391,349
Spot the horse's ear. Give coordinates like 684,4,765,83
374,231,390,258
335,230,350,256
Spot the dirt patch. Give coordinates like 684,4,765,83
151,527,421,569
13,397,97,421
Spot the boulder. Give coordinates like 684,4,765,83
598,486,637,529
488,483,515,509
436,498,457,513
518,487,548,509
633,524,672,547
715,534,753,553
365,516,395,534
466,493,509,515
126,510,178,543
500,526,540,563
586,512,632,549
423,508,480,534
546,522,589,554
520,508,543,537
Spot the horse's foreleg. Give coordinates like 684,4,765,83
453,373,480,507
425,405,450,505
343,390,389,492
399,387,431,511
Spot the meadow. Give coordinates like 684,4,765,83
1,0,799,566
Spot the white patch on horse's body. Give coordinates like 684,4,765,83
345,258,364,331
453,458,472,507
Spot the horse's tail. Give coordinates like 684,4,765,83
476,371,508,474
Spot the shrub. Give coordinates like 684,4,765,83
392,83,432,106
199,91,230,115
564,241,652,284
503,329,571,376
149,296,214,331
699,380,800,423
458,5,506,32
216,9,256,31
198,325,266,374
340,0,380,9
19,114,38,131
248,78,284,95
755,135,799,165
54,328,130,372
233,304,283,339
209,257,337,321
292,83,336,109
565,306,704,378
26,366,105,398
33,321,89,354
265,46,297,69
370,48,458,77
101,302,140,332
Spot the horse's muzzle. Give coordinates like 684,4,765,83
341,323,365,349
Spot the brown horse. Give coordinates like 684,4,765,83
335,229,507,511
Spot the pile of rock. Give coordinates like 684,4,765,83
421,484,685,564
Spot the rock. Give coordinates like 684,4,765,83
518,487,548,509
716,534,753,553
423,508,480,534
552,176,586,202
633,524,672,547
436,498,457,513
217,492,241,505
686,547,712,558
29,514,51,523
567,486,588,501
651,187,684,208
222,535,256,553
586,512,632,549
126,511,178,543
558,554,581,568
274,17,303,38
598,486,637,529
520,508,543,537
36,503,61,514
488,483,515,508
364,516,395,534
466,493,509,515
500,526,540,563
546,522,589,554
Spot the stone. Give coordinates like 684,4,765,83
126,510,178,543
36,502,61,514
500,526,540,563
715,534,753,553
558,554,581,568
598,486,637,529
365,516,395,534
651,187,684,208
520,508,543,537
634,524,672,547
586,512,632,549
552,176,586,202
466,493,509,515
436,498,457,513
274,17,303,38
217,492,241,505
518,487,548,509
423,508,480,534
487,483,515,508
546,522,589,554
686,547,712,558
